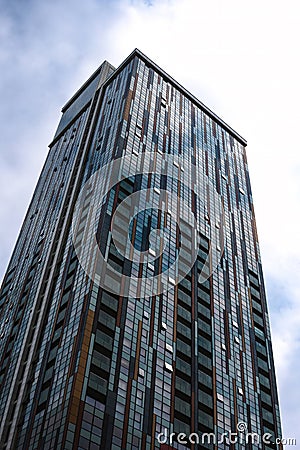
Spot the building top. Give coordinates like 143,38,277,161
53,48,247,146
107,49,247,146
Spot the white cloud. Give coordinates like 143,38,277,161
0,0,299,441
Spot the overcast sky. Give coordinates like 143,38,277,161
0,0,299,443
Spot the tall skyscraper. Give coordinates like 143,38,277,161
0,49,282,450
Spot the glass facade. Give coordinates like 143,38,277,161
0,50,282,450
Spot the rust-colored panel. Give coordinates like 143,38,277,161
80,341,89,354
69,413,77,424
132,72,138,97
205,150,209,176
77,366,85,376
166,85,169,102
67,308,94,425
121,378,132,447
141,432,147,449
123,89,133,121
